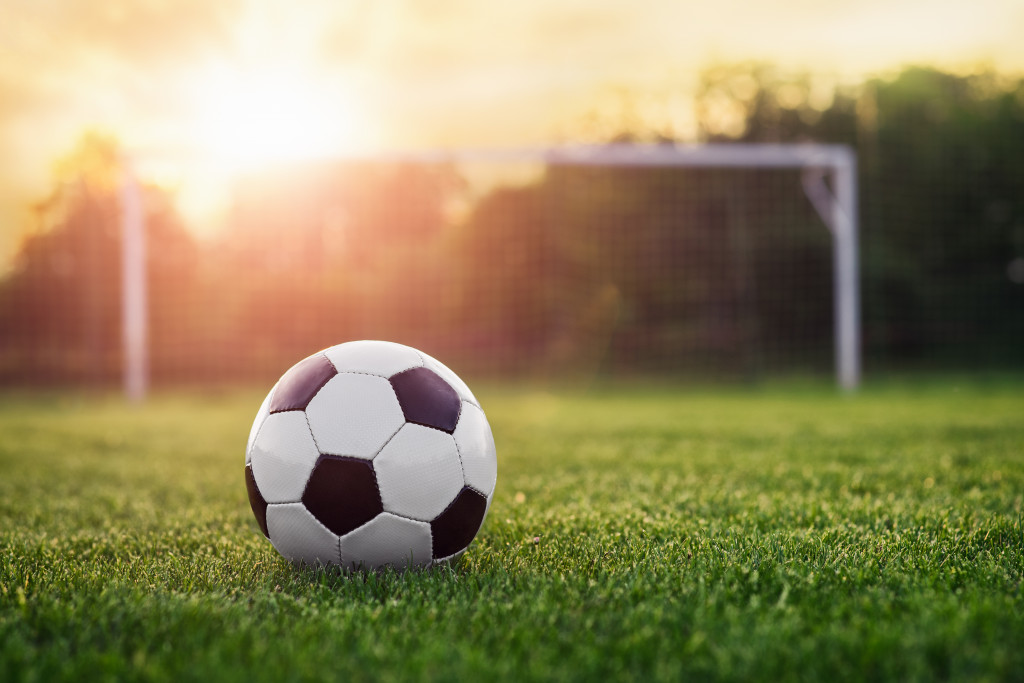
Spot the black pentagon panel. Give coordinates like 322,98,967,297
244,465,270,538
389,367,461,434
302,457,384,536
430,487,487,559
269,353,337,413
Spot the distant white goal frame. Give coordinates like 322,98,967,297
119,143,859,398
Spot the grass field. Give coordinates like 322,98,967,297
1,380,1022,682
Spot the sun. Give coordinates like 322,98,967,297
188,65,365,173
165,63,372,235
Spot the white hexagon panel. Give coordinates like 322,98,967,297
306,373,405,459
249,411,320,503
245,382,277,464
339,513,433,570
266,503,340,566
374,424,465,521
453,402,498,498
323,340,423,378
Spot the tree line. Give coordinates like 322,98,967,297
0,65,1021,386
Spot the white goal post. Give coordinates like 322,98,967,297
119,156,148,402
119,143,859,397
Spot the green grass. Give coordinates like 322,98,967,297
1,381,1022,682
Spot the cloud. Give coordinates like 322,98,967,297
1,0,1023,266
1,1,238,69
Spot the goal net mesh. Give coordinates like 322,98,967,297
193,156,834,383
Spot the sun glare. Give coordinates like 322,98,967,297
167,64,373,235
190,67,364,172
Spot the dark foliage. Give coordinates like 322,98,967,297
0,66,1021,386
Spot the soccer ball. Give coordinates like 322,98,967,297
244,340,497,570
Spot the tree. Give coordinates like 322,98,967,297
694,64,1024,367
0,132,198,385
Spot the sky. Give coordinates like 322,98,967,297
1,0,1023,264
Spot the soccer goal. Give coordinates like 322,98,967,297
119,143,859,396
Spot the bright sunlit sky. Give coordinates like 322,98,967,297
1,0,1023,264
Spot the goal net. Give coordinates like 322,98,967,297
114,143,858,394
